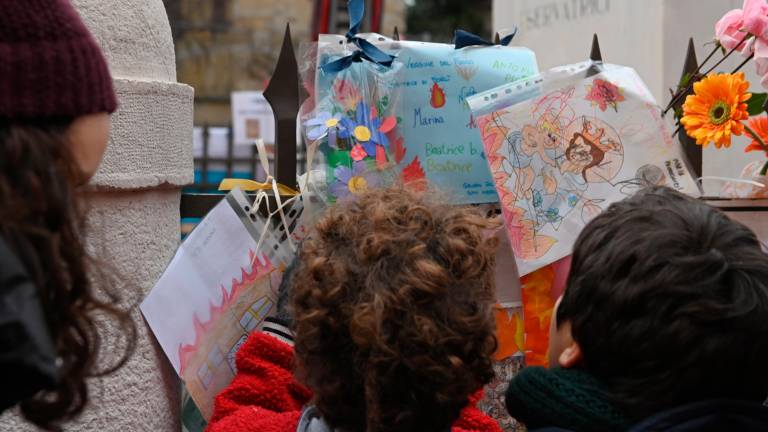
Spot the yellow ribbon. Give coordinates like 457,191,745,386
218,178,299,196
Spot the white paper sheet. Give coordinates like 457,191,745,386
469,62,699,275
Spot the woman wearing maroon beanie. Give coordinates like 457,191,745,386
0,0,134,430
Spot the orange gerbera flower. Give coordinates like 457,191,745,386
745,116,768,156
680,72,751,148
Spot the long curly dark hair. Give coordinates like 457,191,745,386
291,186,499,432
0,118,136,430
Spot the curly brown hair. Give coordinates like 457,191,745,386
0,119,135,430
291,186,499,432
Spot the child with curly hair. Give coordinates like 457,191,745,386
505,186,768,431
207,186,502,432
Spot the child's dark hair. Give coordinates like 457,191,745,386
0,119,136,430
557,186,768,420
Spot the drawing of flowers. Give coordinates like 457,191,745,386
305,112,345,148
401,156,427,191
329,161,380,199
350,144,368,161
339,102,396,160
478,115,512,172
585,78,625,112
332,78,363,111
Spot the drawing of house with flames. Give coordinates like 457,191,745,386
178,253,277,419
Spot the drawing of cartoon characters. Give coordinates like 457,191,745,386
561,116,623,183
521,122,561,167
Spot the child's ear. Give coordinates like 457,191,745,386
558,341,583,368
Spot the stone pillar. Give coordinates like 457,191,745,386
0,1,194,431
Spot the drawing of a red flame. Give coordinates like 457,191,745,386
430,82,446,109
178,251,273,374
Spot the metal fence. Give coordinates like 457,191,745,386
188,125,306,193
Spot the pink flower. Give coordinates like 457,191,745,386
747,0,768,89
742,0,768,39
716,9,747,51
717,0,768,88
755,57,768,88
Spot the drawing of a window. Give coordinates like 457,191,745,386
196,346,225,390
239,296,273,332
227,335,249,374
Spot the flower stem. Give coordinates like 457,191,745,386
744,124,768,152
663,34,751,116
731,53,755,74
743,124,768,176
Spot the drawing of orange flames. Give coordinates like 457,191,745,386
430,82,446,108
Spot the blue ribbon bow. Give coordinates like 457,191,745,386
453,28,517,49
320,0,396,73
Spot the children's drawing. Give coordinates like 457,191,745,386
178,255,276,419
584,78,626,112
455,63,480,82
469,63,699,275
309,61,415,201
430,82,447,108
141,190,300,420
315,34,539,204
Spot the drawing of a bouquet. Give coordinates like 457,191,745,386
304,77,426,201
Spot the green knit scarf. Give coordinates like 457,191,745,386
505,367,630,432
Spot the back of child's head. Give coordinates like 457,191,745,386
290,185,499,432
557,186,768,419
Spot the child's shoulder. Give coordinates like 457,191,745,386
206,408,300,432
452,399,504,432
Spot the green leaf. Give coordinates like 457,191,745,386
678,73,692,90
747,93,768,116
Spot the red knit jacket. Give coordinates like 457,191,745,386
206,329,502,432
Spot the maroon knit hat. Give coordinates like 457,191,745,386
0,0,118,119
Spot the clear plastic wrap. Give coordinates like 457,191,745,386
468,61,700,275
303,33,540,204
301,35,404,203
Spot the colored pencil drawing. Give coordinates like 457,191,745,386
178,254,277,419
141,193,297,421
471,65,699,275
316,34,539,204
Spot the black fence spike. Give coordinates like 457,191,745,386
676,37,702,179
263,23,303,190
